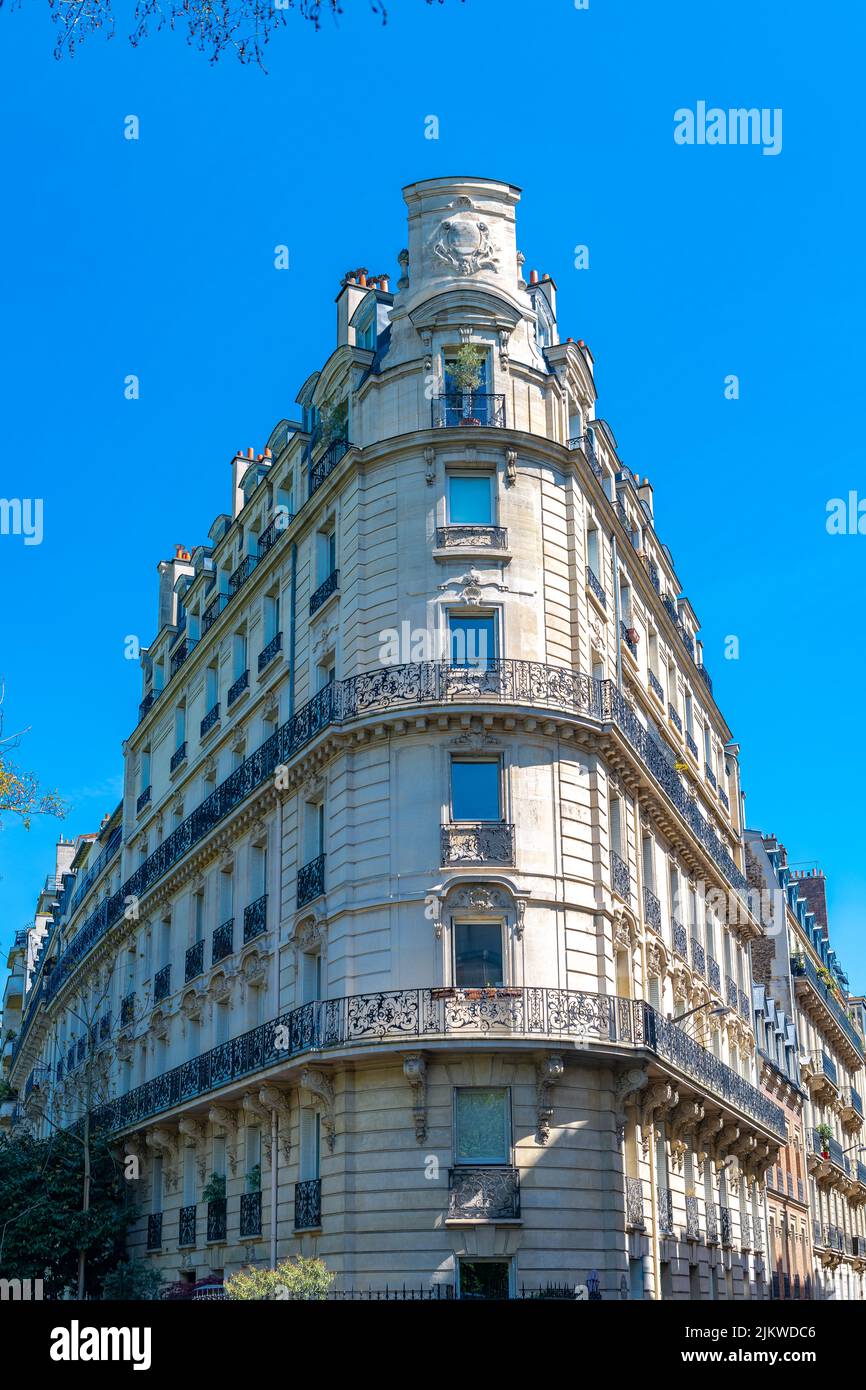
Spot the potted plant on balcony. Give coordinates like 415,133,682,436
816,1123,833,1160
246,1163,261,1193
202,1172,227,1203
450,343,485,424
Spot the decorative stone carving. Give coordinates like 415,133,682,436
640,1082,679,1152
301,1067,336,1152
614,1065,649,1137
505,448,517,487
242,1092,273,1164
514,898,526,941
613,908,635,952
146,1126,179,1191
498,328,512,368
448,884,512,914
535,1054,564,1143
403,1053,428,1142
431,200,498,276
424,446,435,486
259,1086,293,1164
458,569,484,606
397,247,409,291
178,1116,208,1182
696,1113,725,1167
208,1105,239,1174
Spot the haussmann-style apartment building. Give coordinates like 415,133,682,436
3,175,864,1300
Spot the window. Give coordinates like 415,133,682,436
215,1000,230,1045
448,474,492,525
454,921,504,988
610,793,624,859
140,749,151,794
317,659,336,690
587,526,601,580
299,1110,321,1182
152,1155,164,1213
213,1134,227,1178
219,867,233,921
302,949,322,1004
642,836,655,892
448,611,496,667
264,592,280,643
568,403,582,441
245,1127,262,1189
233,630,247,680
183,1147,197,1205
455,1087,510,1164
354,303,376,351
205,663,219,711
187,1014,200,1061
451,759,501,822
685,690,694,737
318,527,337,581
445,351,489,397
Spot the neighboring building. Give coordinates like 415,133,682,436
747,834,866,1300
3,175,812,1299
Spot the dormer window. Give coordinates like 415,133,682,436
355,303,376,351
534,295,553,350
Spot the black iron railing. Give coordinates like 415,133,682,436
705,763,717,790
207,1197,227,1243
240,1191,262,1238
258,511,294,558
227,670,250,707
139,691,156,719
147,1212,163,1251
569,432,603,481
297,854,325,908
309,439,349,496
610,850,630,899
432,394,505,429
442,822,515,866
719,1206,732,1247
435,525,508,550
686,731,698,758
295,1178,321,1230
170,640,197,679
685,1195,700,1241
154,965,171,1004
170,742,187,774
136,786,152,814
643,886,661,931
120,992,136,1026
185,939,204,983
243,894,268,944
178,1203,196,1247
648,670,664,701
586,565,606,608
668,704,682,734
620,621,638,658
672,920,688,959
201,592,226,635
708,956,721,992
212,919,234,965
625,1176,645,1228
200,703,220,738
310,570,339,615
657,1187,674,1236
791,954,864,1058
258,632,283,673
691,936,706,977
229,554,257,598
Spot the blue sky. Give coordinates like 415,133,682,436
1,0,864,987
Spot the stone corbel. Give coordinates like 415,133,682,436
146,1126,180,1191
640,1082,679,1154
514,898,527,941
696,1114,725,1168
498,328,512,369
505,448,518,487
535,1054,565,1144
402,1053,428,1142
259,1085,293,1164
714,1123,741,1169
301,1067,336,1152
424,446,436,486
122,1132,147,1180
208,1105,240,1175
178,1116,208,1183
669,1098,705,1150
614,1066,649,1139
419,328,433,373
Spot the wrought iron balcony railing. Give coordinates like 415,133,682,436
569,432,604,481
243,894,268,944
139,691,156,719
136,785,152,814
309,438,349,497
643,885,661,931
295,1177,321,1230
310,570,339,615
240,1190,262,1238
258,511,294,558
648,670,664,702
739,989,751,1023
842,1086,864,1118
701,958,718,995
228,554,257,598
435,524,508,550
297,853,325,908
206,1197,227,1243
686,730,698,758
200,703,220,738
120,991,136,1026
443,822,515,867
585,564,606,607
258,631,283,673
791,954,864,1058
620,621,638,658
170,639,197,679
40,662,755,1017
89,987,786,1141
685,1195,700,1241
99,1011,112,1041
740,1212,751,1250
170,742,187,774
705,763,717,790
147,1212,163,1251
609,850,630,900
178,1203,196,1247
625,1176,645,1228
821,1050,838,1086
227,670,250,707
691,936,706,978
668,704,682,734
432,393,505,429
705,1203,718,1245
212,918,234,965
185,939,205,983
719,1206,732,1247
672,920,688,959
201,592,226,634
657,1186,674,1236
154,964,171,1004
448,1166,520,1221
726,976,738,1010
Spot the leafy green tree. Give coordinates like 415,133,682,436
0,1125,133,1297
225,1255,334,1300
101,1259,164,1300
0,680,66,829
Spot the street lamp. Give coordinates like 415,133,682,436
669,1003,730,1025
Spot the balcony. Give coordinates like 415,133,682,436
802,1051,839,1103
586,565,606,608
201,592,226,634
707,956,721,993
741,1212,751,1250
243,893,268,944
227,670,250,707
739,989,750,1023
620,621,638,659
625,1176,645,1229
170,639,197,679
610,850,630,900
705,763,717,790
643,885,661,932
672,920,688,959
310,570,339,616
200,703,220,738
178,1203,196,1247
136,785,152,814
432,393,505,429
720,1206,732,1247
147,1212,163,1252
228,554,257,598
294,1177,321,1230
258,631,283,674
705,1204,718,1245
94,986,788,1142
691,936,706,978
442,822,515,867
685,1195,700,1241
648,670,664,702
99,1011,112,1041
185,939,205,983
435,524,508,551
657,1186,674,1236
240,1190,262,1238
569,432,604,481
212,918,234,965
447,1167,520,1222
726,976,738,1010
170,742,187,774
258,511,294,558
206,1197,227,1243
309,438,349,496
685,730,698,759
120,991,136,1027
297,853,325,908
154,964,171,1004
668,704,682,734
791,953,864,1062
841,1087,864,1129
139,691,156,720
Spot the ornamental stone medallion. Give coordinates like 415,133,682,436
431,198,498,276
